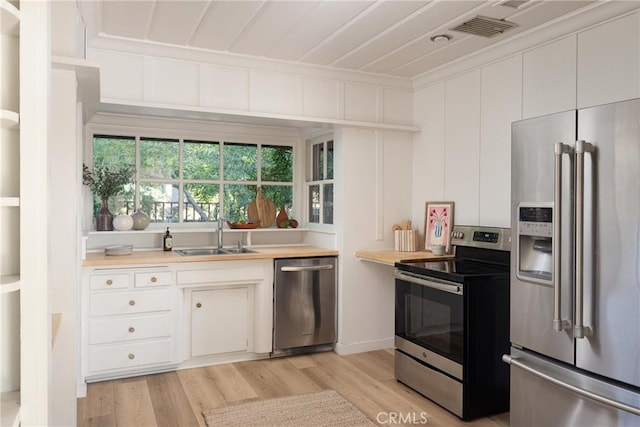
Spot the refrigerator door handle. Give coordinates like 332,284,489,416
553,143,573,332
503,355,640,416
574,140,594,339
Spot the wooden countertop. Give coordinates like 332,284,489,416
83,245,338,266
355,249,453,266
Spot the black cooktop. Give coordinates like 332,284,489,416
395,258,509,284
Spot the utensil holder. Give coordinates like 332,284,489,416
394,230,418,252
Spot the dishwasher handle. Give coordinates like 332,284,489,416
280,264,334,272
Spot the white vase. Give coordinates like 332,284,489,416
113,214,134,231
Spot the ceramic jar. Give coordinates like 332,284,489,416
131,209,151,230
112,214,134,231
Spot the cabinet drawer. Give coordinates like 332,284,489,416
88,339,173,373
89,313,172,345
90,289,174,317
90,273,129,290
134,271,172,288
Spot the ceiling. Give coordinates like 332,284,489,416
83,0,598,79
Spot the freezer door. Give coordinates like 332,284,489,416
507,348,640,427
511,110,576,364
576,98,640,388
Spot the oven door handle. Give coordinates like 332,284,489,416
394,271,463,295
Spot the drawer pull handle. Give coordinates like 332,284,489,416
128,327,135,333
128,353,135,360
129,300,136,306
196,302,202,308
150,276,157,283
106,279,113,285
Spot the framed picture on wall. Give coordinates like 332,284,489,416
424,201,454,252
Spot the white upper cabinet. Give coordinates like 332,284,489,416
412,82,446,226
249,70,302,116
147,58,199,106
523,36,577,119
479,55,523,227
577,11,640,109
444,70,481,226
344,83,378,123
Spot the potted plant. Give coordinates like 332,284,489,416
82,164,136,231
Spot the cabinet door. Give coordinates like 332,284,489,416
523,36,576,119
479,55,523,227
577,11,640,109
191,287,249,357
444,70,481,226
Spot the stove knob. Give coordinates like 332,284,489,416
457,232,464,239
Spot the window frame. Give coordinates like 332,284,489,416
305,133,334,229
84,122,299,230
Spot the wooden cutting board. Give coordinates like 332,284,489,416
247,187,276,228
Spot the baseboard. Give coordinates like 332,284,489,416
334,337,394,355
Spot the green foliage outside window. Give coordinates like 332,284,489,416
91,135,294,224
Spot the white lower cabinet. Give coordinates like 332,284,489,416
81,259,274,385
190,287,249,357
81,266,181,382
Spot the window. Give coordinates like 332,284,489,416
90,134,294,224
306,135,334,225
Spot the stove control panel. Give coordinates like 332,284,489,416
450,225,511,251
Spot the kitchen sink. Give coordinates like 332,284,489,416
221,247,257,254
175,248,257,256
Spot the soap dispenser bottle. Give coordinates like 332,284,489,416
163,227,173,251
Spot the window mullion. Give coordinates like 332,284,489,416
135,136,141,211
178,138,184,222
219,141,224,220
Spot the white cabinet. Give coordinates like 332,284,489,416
444,70,481,226
479,55,523,227
523,36,577,119
577,11,640,109
176,259,273,363
82,266,181,381
190,287,249,357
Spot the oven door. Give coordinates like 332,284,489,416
395,270,464,379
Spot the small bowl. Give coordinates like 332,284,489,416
432,244,446,256
227,221,259,229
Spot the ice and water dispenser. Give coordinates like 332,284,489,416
516,204,553,284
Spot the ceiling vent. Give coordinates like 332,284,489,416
450,15,519,38
496,0,530,9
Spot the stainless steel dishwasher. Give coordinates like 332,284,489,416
273,257,337,354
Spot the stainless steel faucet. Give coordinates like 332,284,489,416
217,216,225,250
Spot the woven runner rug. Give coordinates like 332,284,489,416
202,390,376,426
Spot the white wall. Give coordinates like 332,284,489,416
334,128,413,354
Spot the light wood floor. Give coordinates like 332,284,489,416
77,349,510,427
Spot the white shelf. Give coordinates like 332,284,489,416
1,275,20,293
0,109,19,129
0,197,19,207
1,391,20,427
87,227,308,236
0,0,19,36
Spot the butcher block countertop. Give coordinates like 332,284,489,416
355,250,453,266
84,245,339,267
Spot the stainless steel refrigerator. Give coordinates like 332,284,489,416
504,98,640,426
